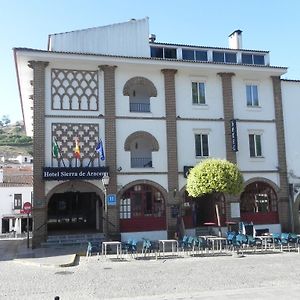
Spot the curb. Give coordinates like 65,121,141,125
13,254,77,268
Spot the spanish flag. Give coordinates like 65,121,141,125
74,139,81,159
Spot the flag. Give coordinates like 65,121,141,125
52,139,59,159
96,139,105,161
74,139,81,159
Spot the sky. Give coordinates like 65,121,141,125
1,0,300,123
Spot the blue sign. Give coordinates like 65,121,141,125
230,119,238,152
107,194,117,206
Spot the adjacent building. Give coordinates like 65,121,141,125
14,18,291,247
0,166,33,234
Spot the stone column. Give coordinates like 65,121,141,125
272,76,290,231
99,65,119,239
161,69,179,238
218,72,240,224
28,60,49,248
218,72,237,164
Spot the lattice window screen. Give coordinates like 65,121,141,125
51,69,98,111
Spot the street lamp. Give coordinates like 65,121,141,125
101,174,110,240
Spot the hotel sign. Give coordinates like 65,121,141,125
230,119,238,152
43,167,109,181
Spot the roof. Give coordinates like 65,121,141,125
0,166,33,187
13,47,286,70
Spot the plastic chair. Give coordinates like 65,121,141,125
142,239,158,259
122,239,138,257
289,233,300,252
233,234,248,254
226,231,237,251
280,233,291,252
193,236,207,255
86,241,100,260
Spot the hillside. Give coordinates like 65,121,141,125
0,122,33,157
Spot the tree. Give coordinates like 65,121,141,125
186,158,244,197
1,115,10,127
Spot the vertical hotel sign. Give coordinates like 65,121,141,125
230,119,238,152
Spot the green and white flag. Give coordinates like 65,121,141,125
52,139,59,158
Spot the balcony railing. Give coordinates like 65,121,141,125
130,102,150,113
131,157,152,168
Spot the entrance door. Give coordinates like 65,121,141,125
47,192,100,233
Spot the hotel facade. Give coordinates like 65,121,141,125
14,18,291,247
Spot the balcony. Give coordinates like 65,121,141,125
130,102,150,113
131,157,152,168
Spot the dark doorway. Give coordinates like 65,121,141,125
48,192,100,233
184,192,226,227
1,219,9,233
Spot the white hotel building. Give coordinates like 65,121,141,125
14,18,291,247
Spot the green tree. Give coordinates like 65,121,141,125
2,115,10,127
186,158,244,197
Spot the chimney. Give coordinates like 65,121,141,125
228,30,242,49
149,34,156,43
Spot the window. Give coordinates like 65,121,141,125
242,53,265,65
225,52,237,63
253,55,265,65
182,49,208,62
182,49,195,60
14,194,22,209
213,51,225,62
195,50,208,62
150,47,163,58
129,86,151,113
241,53,253,64
150,47,177,59
120,185,165,219
164,48,177,59
213,51,237,63
246,85,259,106
195,133,209,157
240,182,278,213
249,134,262,157
192,82,206,104
120,198,131,219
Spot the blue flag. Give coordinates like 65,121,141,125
96,139,105,161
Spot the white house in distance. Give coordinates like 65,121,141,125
14,18,291,247
0,166,33,234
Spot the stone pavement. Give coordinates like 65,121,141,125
1,239,300,299
0,238,77,267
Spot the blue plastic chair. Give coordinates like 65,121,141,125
233,234,248,254
86,241,100,259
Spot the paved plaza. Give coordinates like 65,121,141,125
1,239,300,299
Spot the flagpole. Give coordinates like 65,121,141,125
54,137,66,167
87,151,96,167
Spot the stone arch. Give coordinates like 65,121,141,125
124,131,159,151
46,180,104,204
243,177,280,194
117,179,168,201
123,76,157,97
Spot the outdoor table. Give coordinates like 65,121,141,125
158,239,179,257
257,235,275,251
206,236,227,254
101,241,122,258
